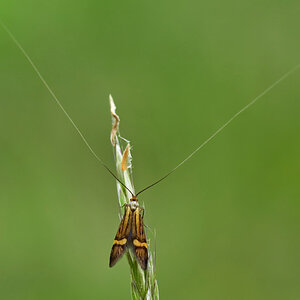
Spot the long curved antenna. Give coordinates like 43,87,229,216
1,21,134,197
136,63,300,196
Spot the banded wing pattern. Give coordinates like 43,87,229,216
109,205,132,267
132,207,148,270
109,204,148,270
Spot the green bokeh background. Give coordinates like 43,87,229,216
1,1,300,299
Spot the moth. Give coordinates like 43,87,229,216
109,196,148,270
3,22,297,273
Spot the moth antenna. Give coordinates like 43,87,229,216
136,63,300,196
1,21,134,197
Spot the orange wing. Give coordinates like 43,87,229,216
131,207,148,270
109,205,132,268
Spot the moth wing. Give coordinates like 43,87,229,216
131,207,148,270
109,205,132,268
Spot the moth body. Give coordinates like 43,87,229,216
109,197,148,270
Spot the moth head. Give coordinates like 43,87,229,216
129,196,139,210
130,196,138,202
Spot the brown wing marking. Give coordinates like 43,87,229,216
109,205,132,267
132,207,148,270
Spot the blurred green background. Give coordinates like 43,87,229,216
1,1,300,299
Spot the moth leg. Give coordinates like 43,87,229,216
143,223,152,231
139,207,145,218
118,203,129,218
